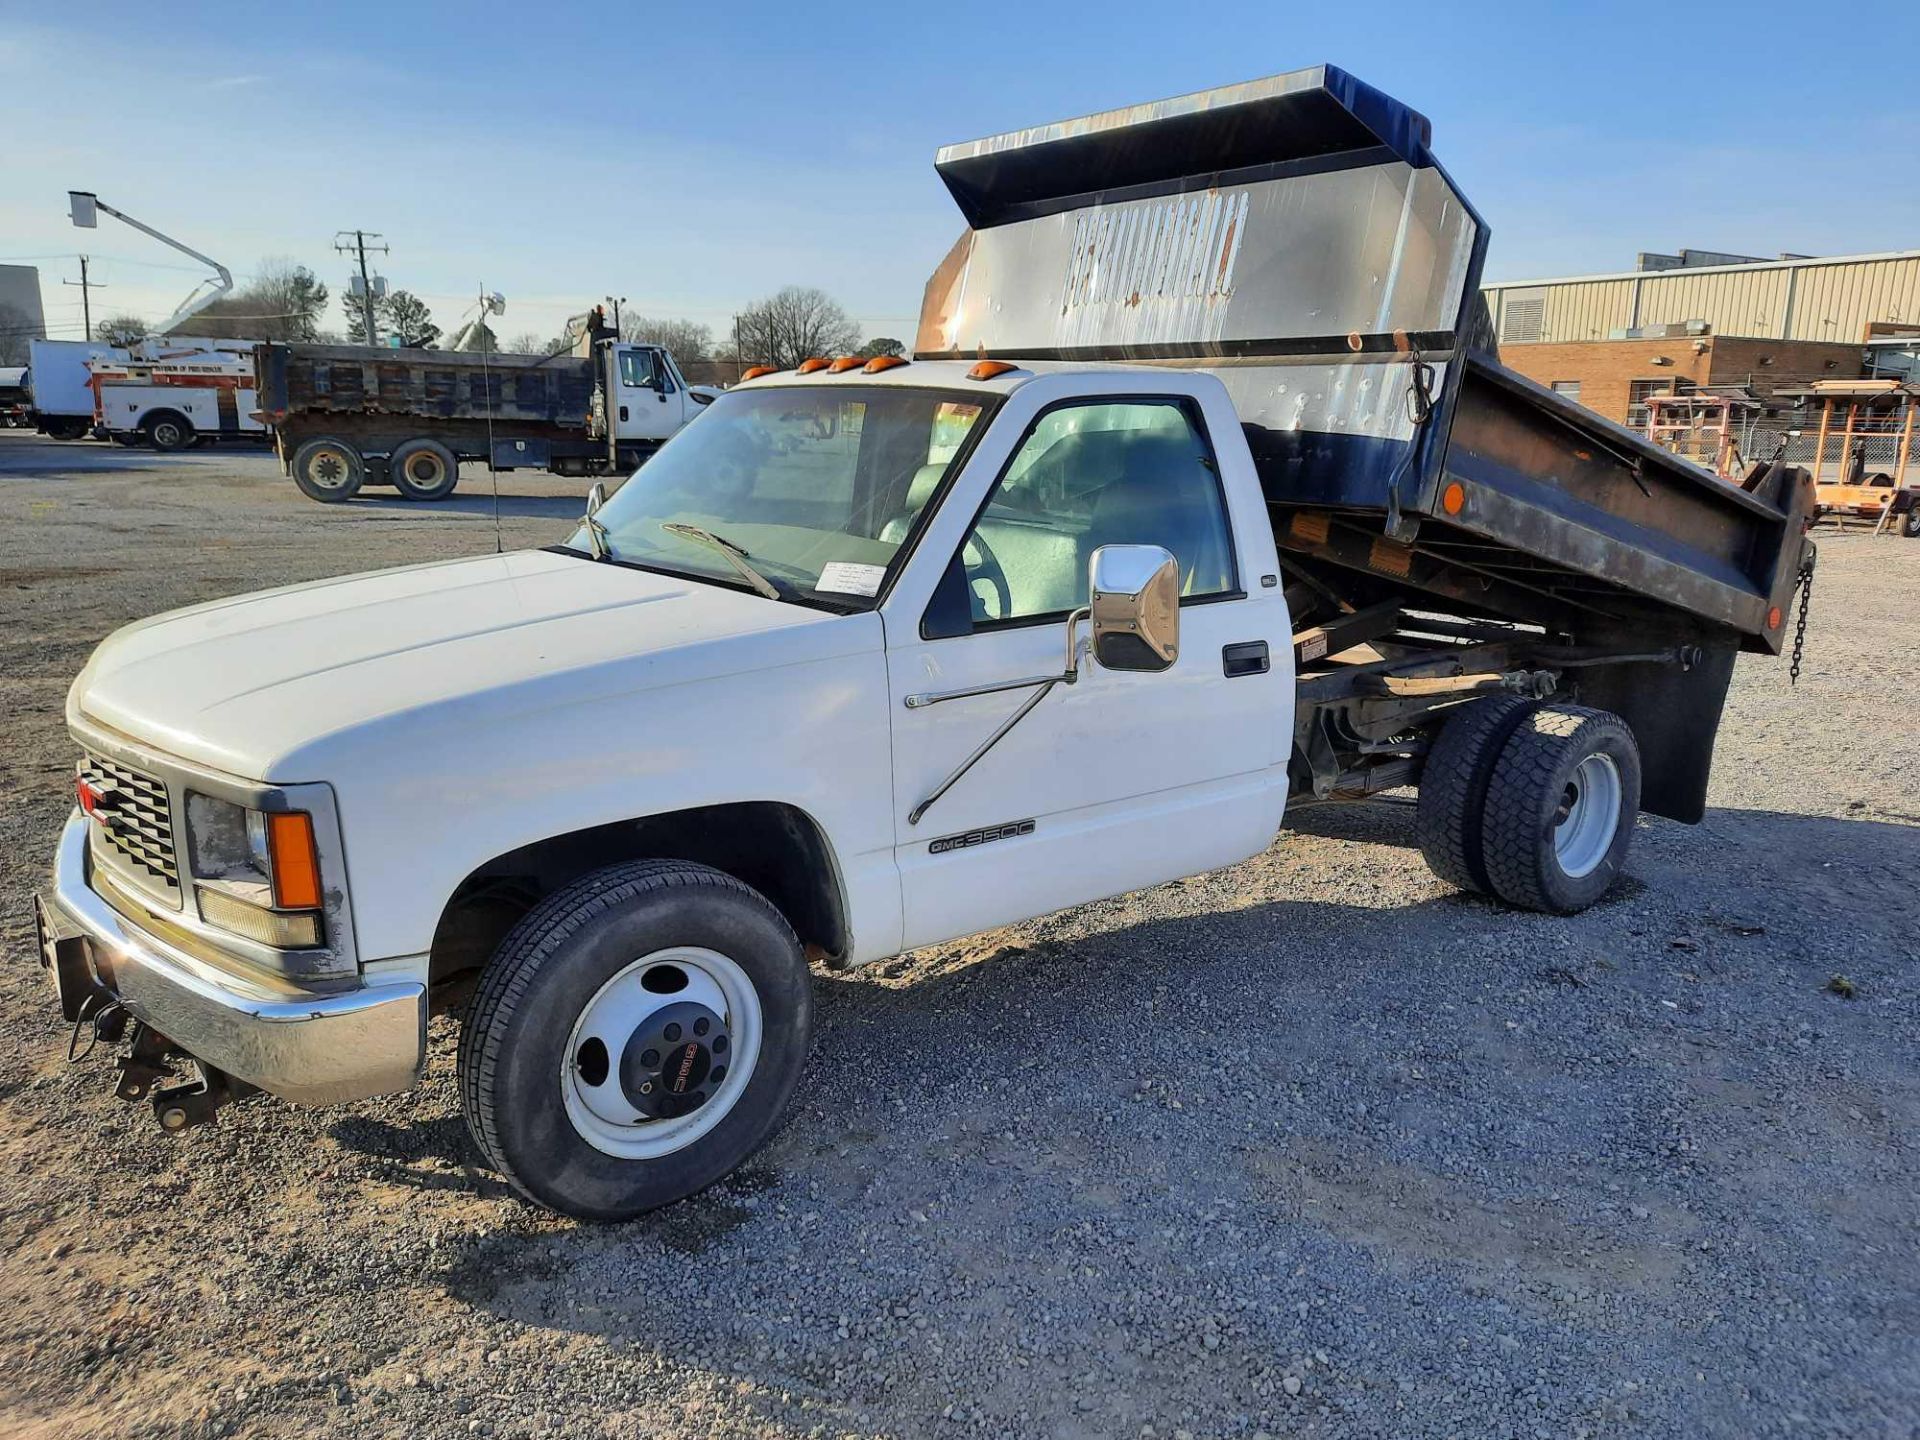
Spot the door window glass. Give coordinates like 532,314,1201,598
955,401,1235,623
619,350,661,388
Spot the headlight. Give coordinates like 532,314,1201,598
184,793,325,948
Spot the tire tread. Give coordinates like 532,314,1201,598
457,860,790,1203
1481,705,1637,913
1415,693,1539,893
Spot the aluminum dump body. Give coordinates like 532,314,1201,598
917,66,1813,654
254,344,596,431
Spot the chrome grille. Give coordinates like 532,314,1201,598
79,752,181,902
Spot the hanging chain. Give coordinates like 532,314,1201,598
1789,546,1816,686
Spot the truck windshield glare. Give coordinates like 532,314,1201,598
564,386,988,605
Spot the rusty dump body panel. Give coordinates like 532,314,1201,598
255,343,596,435
918,65,1815,657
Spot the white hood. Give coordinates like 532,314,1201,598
71,548,854,781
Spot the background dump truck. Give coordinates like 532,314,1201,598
254,335,716,502
38,67,1817,1221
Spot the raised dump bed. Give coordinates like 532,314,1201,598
915,64,1814,657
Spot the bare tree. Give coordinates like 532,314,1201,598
730,286,860,370
189,259,330,341
620,314,711,363
503,331,564,356
93,313,150,345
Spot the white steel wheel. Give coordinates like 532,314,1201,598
559,946,764,1161
1552,752,1622,879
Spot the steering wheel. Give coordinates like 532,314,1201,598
962,530,1013,621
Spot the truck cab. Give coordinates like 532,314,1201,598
608,343,713,445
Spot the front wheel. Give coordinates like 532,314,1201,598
1481,705,1641,914
459,861,811,1221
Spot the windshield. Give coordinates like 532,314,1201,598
564,385,991,606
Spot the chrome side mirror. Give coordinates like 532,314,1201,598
1087,544,1179,672
585,481,607,517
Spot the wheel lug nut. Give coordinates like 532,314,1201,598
641,1048,660,1068
694,1018,709,1036
712,1035,728,1054
664,1023,682,1042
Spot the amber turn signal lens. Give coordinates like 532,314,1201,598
1767,605,1783,629
968,359,1018,381
1441,481,1466,515
266,811,322,910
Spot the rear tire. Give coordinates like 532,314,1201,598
1481,705,1641,914
144,412,194,452
459,860,811,1221
1902,505,1920,539
389,438,460,501
1415,693,1540,894
290,436,365,503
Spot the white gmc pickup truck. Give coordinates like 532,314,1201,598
33,69,1814,1219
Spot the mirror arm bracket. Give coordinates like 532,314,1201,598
903,610,1088,825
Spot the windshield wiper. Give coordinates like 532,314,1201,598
659,523,783,601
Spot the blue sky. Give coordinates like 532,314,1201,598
5,1,1916,348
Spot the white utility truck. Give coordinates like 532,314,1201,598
87,348,268,450
34,69,1814,1219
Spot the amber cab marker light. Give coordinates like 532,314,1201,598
795,357,831,375
1441,480,1467,516
968,359,1018,382
863,354,909,374
827,355,864,373
266,812,323,910
740,365,779,381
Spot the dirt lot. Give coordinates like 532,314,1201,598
1,432,1915,1440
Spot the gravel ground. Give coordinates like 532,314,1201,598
1,432,1915,1440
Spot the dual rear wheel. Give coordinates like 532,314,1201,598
1417,697,1641,914
289,436,460,503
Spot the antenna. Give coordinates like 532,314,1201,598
474,287,507,555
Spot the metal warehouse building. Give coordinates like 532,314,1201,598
1483,249,1920,481
1482,248,1920,348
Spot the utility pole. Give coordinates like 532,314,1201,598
63,255,105,338
334,230,388,343
606,295,626,335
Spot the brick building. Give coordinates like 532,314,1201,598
1495,330,1864,430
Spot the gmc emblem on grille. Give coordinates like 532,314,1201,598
928,819,1036,855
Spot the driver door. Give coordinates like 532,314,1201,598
615,346,683,441
884,395,1290,952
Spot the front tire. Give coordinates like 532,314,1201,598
1481,705,1641,914
459,861,811,1221
389,438,460,501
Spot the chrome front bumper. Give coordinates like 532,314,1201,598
38,811,425,1104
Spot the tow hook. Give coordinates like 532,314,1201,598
111,1022,252,1132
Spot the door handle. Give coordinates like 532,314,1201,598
1222,641,1270,677
619,405,628,422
